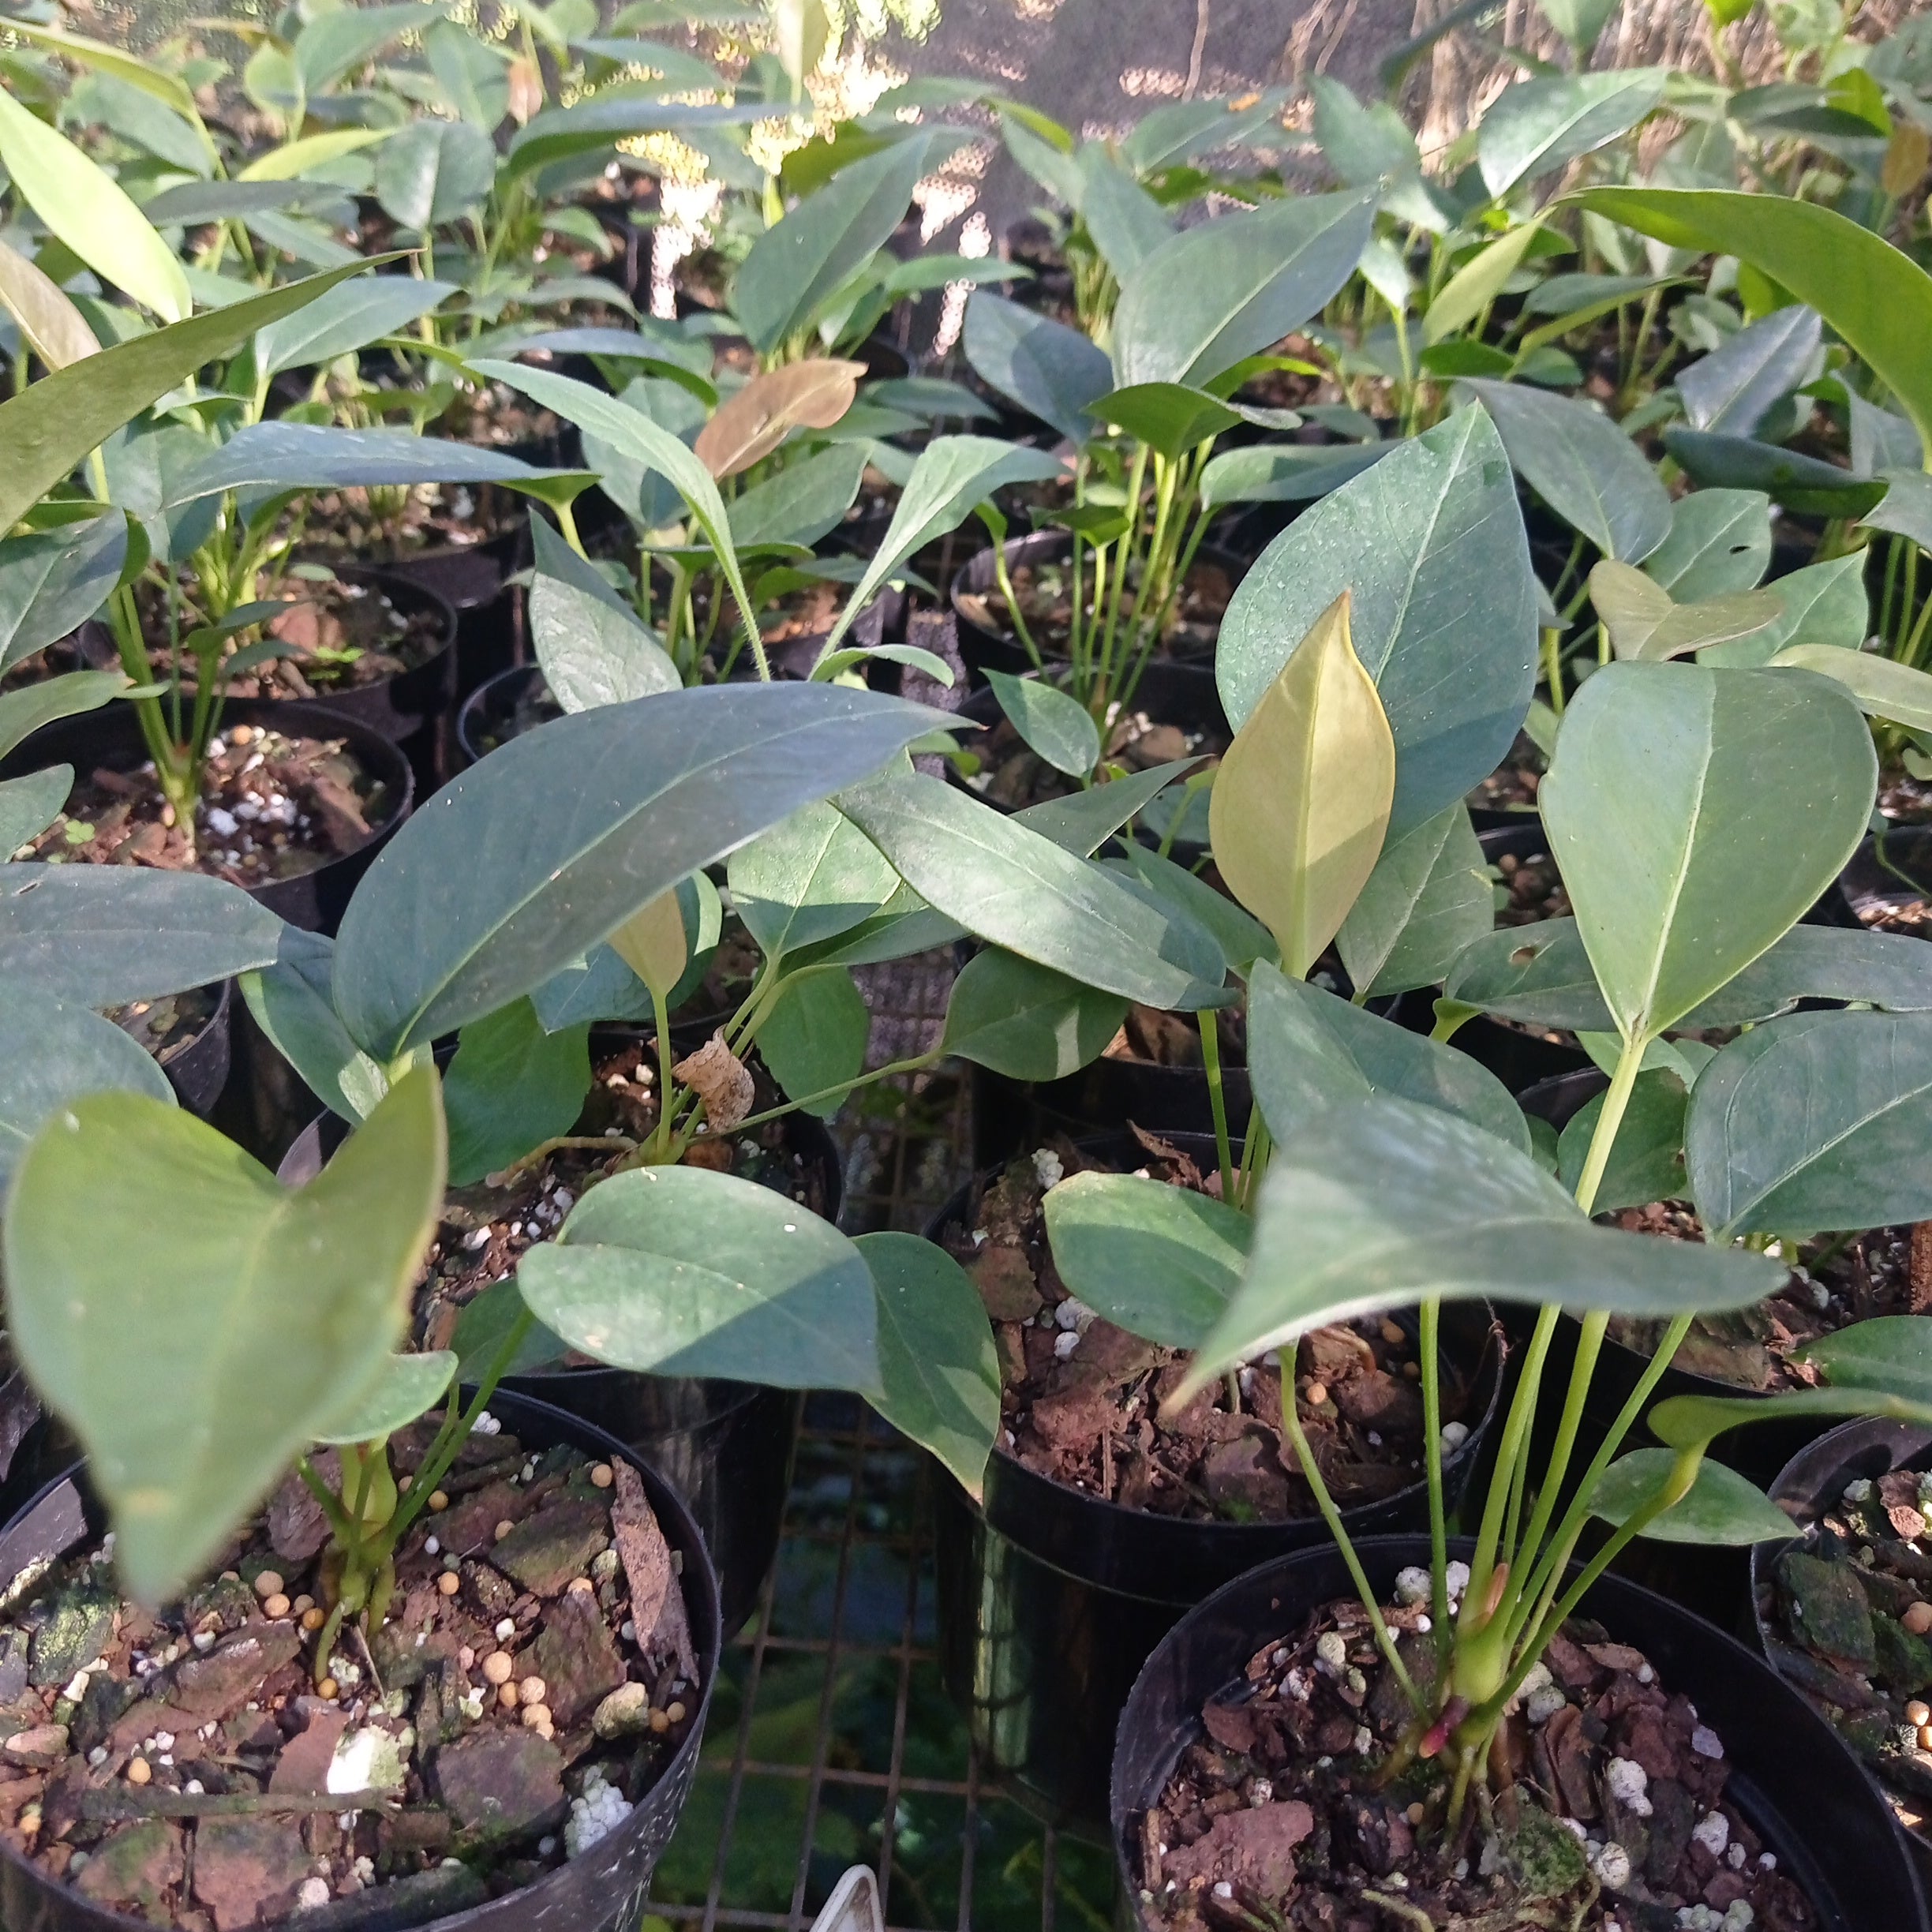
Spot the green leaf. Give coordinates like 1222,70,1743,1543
754,965,868,1117
1651,1386,1932,1457
1573,188,1932,451
1797,1316,1932,1405
1861,466,1932,553
0,235,101,371
1198,441,1391,511
1120,92,1291,171
1078,147,1173,278
1308,73,1443,233
1173,1096,1784,1402
0,17,202,119
835,771,1226,1010
237,129,394,183
238,929,392,1124
528,517,679,711
1082,382,1241,459
1703,552,1867,667
1537,0,1619,57
0,85,189,323
1337,802,1491,998
0,864,286,1007
443,998,592,1187
856,1232,1000,1501
729,444,868,550
962,291,1114,446
1217,406,1537,838
295,2,442,94
1773,642,1932,732
312,1350,457,1447
519,1163,882,1390
0,984,174,1188
335,684,942,1059
576,373,708,529
1478,70,1667,198
70,72,212,178
822,436,1062,653
1679,305,1821,436
1247,960,1529,1153
728,797,900,959
1589,562,1784,661
985,668,1100,777
0,668,127,760
1687,1009,1932,1237
1459,379,1671,562
254,276,457,380
1589,1449,1796,1546
1113,190,1376,391
1556,1069,1689,1211
1642,489,1772,599
1424,223,1543,346
938,948,1127,1080
1541,661,1876,1039
0,767,71,855
374,115,495,230
425,19,511,128
1663,429,1883,519
1106,844,1279,981
3,1065,445,1604
1043,1172,1250,1350
504,95,768,182
1211,593,1393,975
736,135,931,355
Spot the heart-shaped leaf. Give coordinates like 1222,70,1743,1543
1217,406,1537,837
4,1066,445,1604
518,1163,882,1390
1704,552,1866,667
694,359,863,477
939,948,1127,1080
1044,1171,1251,1350
1687,1009,1932,1237
1589,561,1784,661
1643,489,1773,599
1541,661,1875,1039
1083,383,1241,459
527,517,679,712
1336,802,1490,998
1589,1449,1795,1545
333,683,946,1060
856,1232,1000,1500
1210,593,1393,976
962,290,1114,446
728,796,900,960
985,668,1100,778
1173,1095,1784,1402
444,998,592,1187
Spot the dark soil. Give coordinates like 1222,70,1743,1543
955,553,1236,664
415,1035,830,1364
0,634,88,693
1469,732,1544,817
1136,1589,1815,1931
21,723,399,886
112,984,221,1073
0,1418,699,1929
1761,1461,1932,1852
292,477,526,565
943,1136,1479,1522
965,702,1227,813
1608,1215,1930,1394
1095,1004,1247,1075
1493,848,1570,927
1878,769,1932,825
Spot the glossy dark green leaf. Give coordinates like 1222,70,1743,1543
836,772,1226,1010
856,1232,1000,1500
985,668,1100,777
443,998,592,1188
1113,191,1376,391
0,259,380,534
1218,406,1537,837
312,1350,456,1447
254,276,457,379
961,291,1115,446
1083,382,1241,459
1043,1172,1250,1350
729,444,868,550
0,863,286,1006
505,97,769,182
0,670,126,762
1556,1069,1689,1213
1459,378,1670,562
736,135,931,354
1686,1009,1932,1237
1198,442,1392,510
1336,802,1491,997
939,948,1126,1080
1678,305,1822,436
1642,489,1772,599
335,683,942,1059
519,1163,882,1390
1477,69,1666,197
1247,960,1527,1152
1797,1316,1932,1406
238,929,393,1124
728,797,900,959
0,515,125,675
1589,1449,1795,1545
528,516,679,711
1174,1096,1784,1400
0,984,174,1186
1106,844,1279,981
756,966,870,1117
1541,661,1876,1039
3,1066,445,1604
1078,147,1173,278
1663,429,1884,518
0,768,70,854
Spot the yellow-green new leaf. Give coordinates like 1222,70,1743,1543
1208,591,1394,976
1773,643,1932,733
1424,223,1541,346
608,888,687,1004
0,238,100,371
2,1067,447,1604
1589,560,1784,661
0,88,189,324
239,128,392,181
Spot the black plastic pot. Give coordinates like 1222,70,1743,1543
1113,1534,1927,1932
1753,1419,1932,1892
276,1054,838,1642
0,1387,720,1932
385,531,530,713
0,697,414,935
1843,826,1932,932
141,975,232,1118
928,1147,1504,1834
949,531,1245,681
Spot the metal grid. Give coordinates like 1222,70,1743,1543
641,957,1119,1932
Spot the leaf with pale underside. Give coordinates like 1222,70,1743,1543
312,1351,457,1447
1539,661,1876,1041
518,1163,882,1391
1772,644,1932,734
1209,593,1393,977
1170,1095,1784,1404
0,238,99,372
1589,560,1784,661
3,1067,445,1604
527,517,678,712
694,359,863,477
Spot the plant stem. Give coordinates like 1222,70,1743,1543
728,1049,942,1132
993,540,1045,672
1571,1032,1648,1218
1200,1010,1235,1203
1418,1296,1451,1660
1541,626,1565,714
